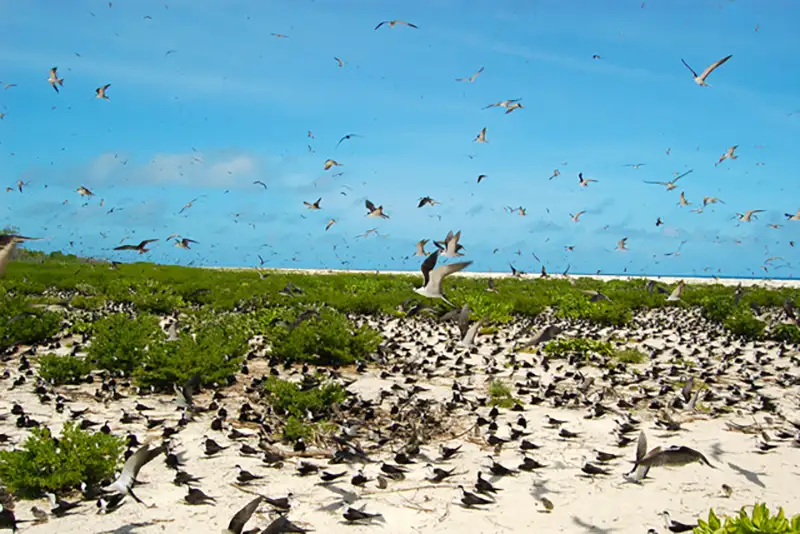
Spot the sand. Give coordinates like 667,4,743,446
1,274,799,534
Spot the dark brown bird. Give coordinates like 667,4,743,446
114,239,158,254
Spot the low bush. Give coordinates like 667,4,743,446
270,308,382,366
136,317,249,389
694,503,800,533
701,295,736,323
38,353,93,385
554,295,632,326
614,348,647,364
87,313,163,375
724,309,766,340
0,297,62,349
0,422,125,498
543,338,615,359
488,379,517,408
263,377,348,441
770,323,800,344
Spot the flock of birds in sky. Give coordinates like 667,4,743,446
1,4,799,278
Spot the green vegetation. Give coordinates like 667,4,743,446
694,504,800,534
0,295,62,349
488,379,518,408
262,377,348,441
724,309,767,341
38,353,93,385
543,338,616,359
0,422,125,498
614,348,648,364
769,323,800,344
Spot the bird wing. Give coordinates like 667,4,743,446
227,496,263,534
404,22,418,28
636,431,648,463
429,261,473,294
700,54,732,80
115,444,155,491
365,199,376,212
139,239,159,247
680,58,698,78
643,181,667,186
114,245,136,250
457,304,470,339
420,250,439,286
374,21,387,30
182,373,202,404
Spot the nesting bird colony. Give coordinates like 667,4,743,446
0,253,799,534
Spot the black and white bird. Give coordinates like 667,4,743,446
102,442,166,504
222,496,262,534
414,250,472,307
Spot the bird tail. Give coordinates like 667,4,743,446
58,78,64,85
127,488,144,505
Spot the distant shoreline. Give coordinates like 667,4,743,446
211,266,800,288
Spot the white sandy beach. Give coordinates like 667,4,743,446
1,275,799,534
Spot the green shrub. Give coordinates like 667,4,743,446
270,308,382,366
770,323,800,344
614,348,647,364
70,295,106,310
694,503,800,534
488,380,517,408
38,353,93,385
136,317,248,389
701,295,736,322
554,295,631,326
0,422,125,498
543,338,615,359
263,377,347,441
0,297,62,349
87,313,163,375
724,310,766,340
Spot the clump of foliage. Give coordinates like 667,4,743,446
694,503,800,534
136,316,249,389
555,294,632,326
0,296,62,349
769,323,800,344
263,377,348,441
724,309,766,340
614,348,647,364
87,313,163,375
543,338,615,359
270,308,382,366
38,354,93,385
0,422,125,498
488,379,517,408
700,295,736,323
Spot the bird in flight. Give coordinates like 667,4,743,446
334,57,345,68
549,169,561,180
715,145,738,166
616,237,629,251
47,67,63,93
483,99,521,110
114,239,159,254
375,20,418,30
95,84,111,100
477,174,488,184
474,127,487,143
365,199,389,219
456,66,484,83
415,239,430,256
415,250,472,307
643,169,692,191
324,159,342,170
624,163,646,169
737,210,764,222
1,235,40,277
304,198,322,210
570,211,586,223
325,219,337,231
578,173,597,187
678,192,691,207
175,238,198,250
271,33,289,38
681,54,732,86
76,186,94,197
703,196,725,206
418,196,439,208
179,196,204,214
253,180,267,189
336,134,362,148
785,209,800,221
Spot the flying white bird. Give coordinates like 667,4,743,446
681,54,732,86
414,250,472,307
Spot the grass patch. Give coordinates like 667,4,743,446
0,422,125,498
614,348,647,364
488,380,517,408
262,376,348,441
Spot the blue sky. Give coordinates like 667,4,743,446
1,0,799,278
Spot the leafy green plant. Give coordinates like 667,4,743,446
701,295,736,323
614,348,647,364
694,504,800,534
136,317,249,389
543,338,615,359
724,310,766,340
270,308,382,366
87,313,163,375
0,422,125,498
0,296,62,349
38,353,93,385
263,377,347,440
488,380,517,408
769,323,800,344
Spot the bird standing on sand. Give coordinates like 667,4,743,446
414,250,472,307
